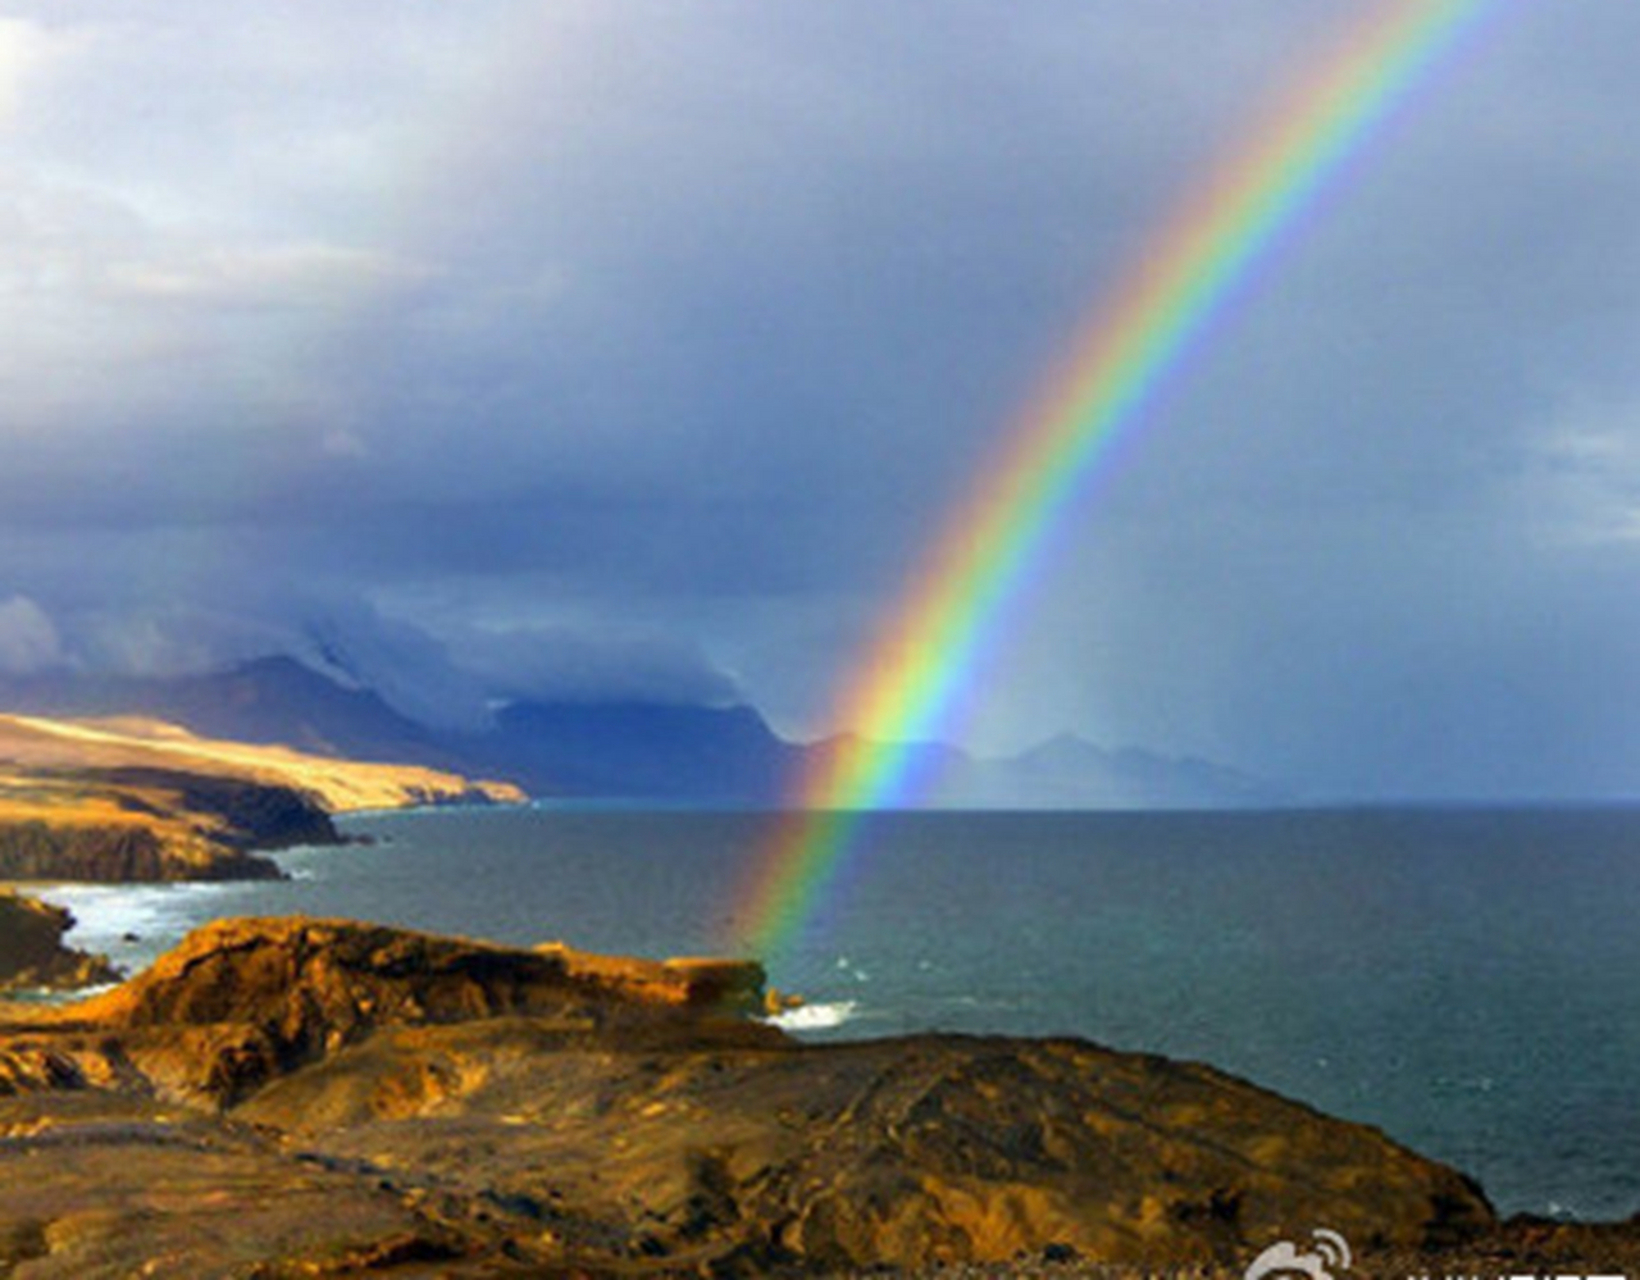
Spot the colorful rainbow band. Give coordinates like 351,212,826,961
734,0,1502,964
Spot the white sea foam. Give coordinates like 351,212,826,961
9,977,138,1007
765,1000,858,1032
833,955,871,983
44,882,234,937
59,981,122,1001
36,881,255,979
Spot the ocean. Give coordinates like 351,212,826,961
39,804,1640,1223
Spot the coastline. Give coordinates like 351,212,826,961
4,912,1640,1276
0,712,529,1003
0,890,121,994
36,802,1640,1217
0,916,1489,1275
3,751,1640,1266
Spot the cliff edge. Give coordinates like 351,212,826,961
0,893,119,994
0,917,1524,1276
0,714,525,886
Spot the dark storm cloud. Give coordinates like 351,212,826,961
2,2,1639,795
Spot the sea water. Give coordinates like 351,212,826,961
39,804,1640,1222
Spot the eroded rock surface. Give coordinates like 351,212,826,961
0,915,1607,1278
0,768,322,882
0,894,119,994
0,714,525,885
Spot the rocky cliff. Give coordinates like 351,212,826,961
0,713,526,813
0,713,524,886
0,766,325,882
0,917,1580,1276
0,893,119,993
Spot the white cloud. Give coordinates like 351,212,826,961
0,595,62,673
0,0,1634,796
80,613,217,678
320,429,370,460
297,603,493,732
455,624,742,707
1526,401,1640,546
103,241,434,310
64,601,296,680
0,17,55,129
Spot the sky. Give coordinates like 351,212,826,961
0,1,1638,799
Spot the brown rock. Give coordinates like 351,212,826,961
7,915,1629,1277
82,917,768,1030
764,986,805,1015
52,918,773,1107
0,816,283,882
0,714,528,885
239,1024,1495,1274
0,894,120,994
535,940,769,1013
0,1093,465,1278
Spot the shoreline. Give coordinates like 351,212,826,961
14,861,1640,1235
19,802,1640,1226
0,916,1495,1274
5,792,1640,1255
3,912,1640,1275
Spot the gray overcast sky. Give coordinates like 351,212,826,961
1,1,1638,799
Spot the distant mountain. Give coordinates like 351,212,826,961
0,659,1281,808
798,733,973,801
0,660,798,802
454,699,801,802
0,657,452,768
930,733,1282,809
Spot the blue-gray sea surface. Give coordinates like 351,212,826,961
41,805,1640,1222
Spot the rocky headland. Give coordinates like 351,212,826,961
0,713,524,886
0,894,119,993
1,915,1635,1278
0,720,1632,1276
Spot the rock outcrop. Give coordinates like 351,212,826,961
0,894,119,993
0,768,319,882
0,917,1551,1276
0,714,525,887
0,713,527,814
58,918,773,1106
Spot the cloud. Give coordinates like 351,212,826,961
0,16,64,130
103,242,433,310
454,624,742,708
76,610,240,679
1523,398,1640,547
296,601,493,733
0,595,62,674
320,429,370,460
0,2,1636,795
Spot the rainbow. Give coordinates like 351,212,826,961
734,0,1501,963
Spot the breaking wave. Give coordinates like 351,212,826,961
765,1000,859,1033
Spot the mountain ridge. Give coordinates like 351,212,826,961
0,658,1280,808
0,709,525,885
